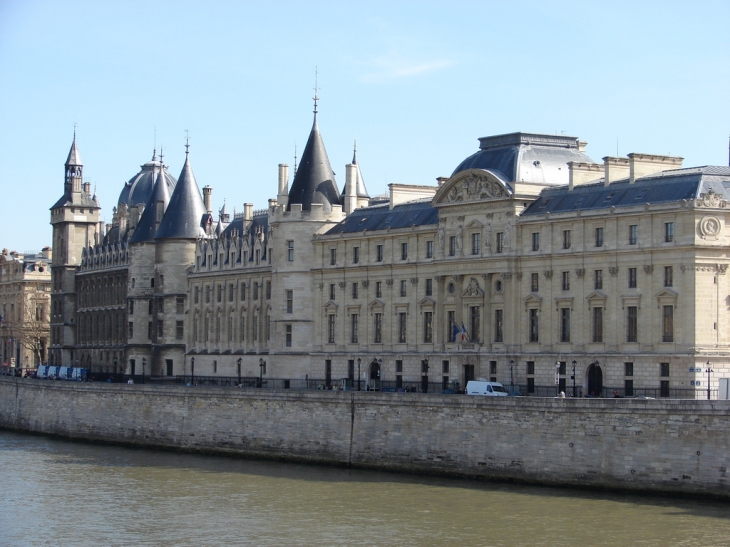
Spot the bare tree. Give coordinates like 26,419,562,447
9,289,50,367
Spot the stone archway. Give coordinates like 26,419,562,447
587,363,603,397
369,361,381,390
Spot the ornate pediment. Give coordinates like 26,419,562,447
461,277,484,298
433,169,512,207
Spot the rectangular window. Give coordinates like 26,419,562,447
489,361,497,375
217,285,222,303
529,309,539,342
151,278,155,288
239,316,245,341
376,244,383,262
563,230,571,249
158,299,164,313
660,362,670,377
398,312,407,343
148,321,154,340
194,286,199,304
287,240,294,261
352,283,358,299
594,270,603,290
325,360,331,386
396,360,403,373
148,299,154,314
627,306,638,342
327,314,335,344
562,271,570,291
228,316,233,342
286,290,293,313
629,225,638,245
449,236,456,256
228,284,234,302
425,278,432,296
593,307,603,343
469,306,480,342
351,313,359,344
375,281,382,299
176,296,184,314
426,240,433,259
353,246,359,264
374,313,382,343
400,280,407,297
494,309,503,343
448,310,456,342
401,242,408,260
624,362,634,376
442,360,449,374
471,232,481,255
560,308,570,343
128,322,133,338
176,320,184,340
423,312,433,343
660,380,670,398
266,281,271,300
662,306,674,342
530,273,539,293
665,222,674,243
329,284,336,301
205,285,211,303
595,227,604,247
526,361,535,375
628,267,637,288
496,232,504,253
129,300,135,315
532,232,540,251
330,248,337,265
664,266,673,287
253,282,259,300
624,379,634,397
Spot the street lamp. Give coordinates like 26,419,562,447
191,357,195,385
259,358,265,388
571,360,577,398
706,361,713,400
357,358,361,391
555,361,561,396
142,357,146,385
509,359,514,394
237,357,242,386
113,357,118,378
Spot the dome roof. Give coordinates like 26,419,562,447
117,156,177,208
452,132,594,185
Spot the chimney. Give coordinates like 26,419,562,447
436,177,449,186
277,164,289,207
603,157,630,187
82,182,91,195
41,246,52,260
344,163,357,214
244,203,253,222
568,162,603,190
577,141,587,152
203,186,213,215
628,153,683,183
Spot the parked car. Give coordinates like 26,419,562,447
465,381,509,396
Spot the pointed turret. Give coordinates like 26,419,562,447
154,147,207,239
64,134,83,199
130,166,172,243
352,141,369,199
286,104,340,212
66,136,83,167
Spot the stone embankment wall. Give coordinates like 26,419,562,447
1,378,729,498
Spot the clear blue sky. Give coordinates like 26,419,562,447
1,0,728,251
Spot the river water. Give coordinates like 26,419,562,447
1,430,728,547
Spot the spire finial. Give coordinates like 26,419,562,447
159,146,164,166
73,123,77,140
294,143,298,174
185,130,190,157
352,139,357,164
313,66,319,115
152,127,157,160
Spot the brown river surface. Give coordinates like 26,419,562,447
1,429,728,547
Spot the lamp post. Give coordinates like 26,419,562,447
191,357,195,385
237,357,242,386
571,360,577,398
555,361,561,396
259,358,265,388
706,361,713,400
113,357,118,378
142,357,146,385
357,358,361,391
509,359,514,394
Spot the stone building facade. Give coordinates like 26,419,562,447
49,111,730,397
0,247,52,371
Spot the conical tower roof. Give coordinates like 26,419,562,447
286,110,340,212
65,136,82,166
352,142,369,198
154,150,207,239
129,166,172,243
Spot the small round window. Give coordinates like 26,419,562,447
494,279,503,294
447,282,455,295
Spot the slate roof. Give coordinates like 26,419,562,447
286,112,341,212
220,214,269,263
326,200,438,235
65,137,82,166
154,153,207,239
129,167,171,244
452,132,594,185
117,156,177,209
522,166,730,216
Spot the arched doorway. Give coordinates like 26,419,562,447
587,363,603,397
369,361,381,390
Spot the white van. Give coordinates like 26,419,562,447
466,381,508,396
